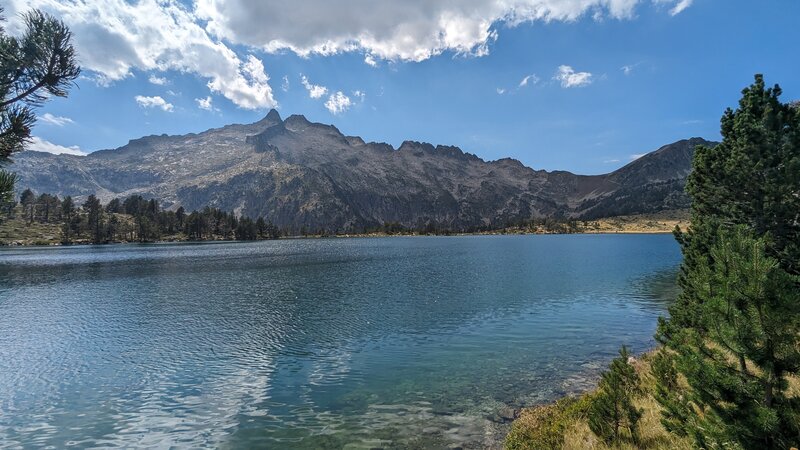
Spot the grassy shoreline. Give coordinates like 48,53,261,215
505,350,694,450
505,349,800,449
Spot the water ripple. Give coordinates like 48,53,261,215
0,235,680,448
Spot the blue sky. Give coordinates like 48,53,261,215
12,0,800,174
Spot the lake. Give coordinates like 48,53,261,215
0,234,681,449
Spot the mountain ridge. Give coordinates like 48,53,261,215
10,110,715,232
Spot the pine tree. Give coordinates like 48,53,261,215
175,206,186,229
0,170,14,203
0,8,79,200
588,346,643,445
657,75,800,448
60,195,74,243
83,194,104,243
19,188,34,223
105,198,122,214
650,350,695,437
255,216,266,238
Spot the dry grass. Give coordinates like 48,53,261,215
0,207,140,245
0,212,62,245
582,210,690,234
507,348,800,449
506,352,693,450
560,354,692,450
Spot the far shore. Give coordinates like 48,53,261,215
1,210,689,247
0,228,678,248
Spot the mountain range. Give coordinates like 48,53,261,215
11,110,714,232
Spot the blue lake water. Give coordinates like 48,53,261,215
0,235,681,448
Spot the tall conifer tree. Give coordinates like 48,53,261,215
657,75,800,448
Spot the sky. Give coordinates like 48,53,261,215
7,0,800,174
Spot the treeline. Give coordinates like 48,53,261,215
2,189,604,242
365,217,590,235
4,190,281,244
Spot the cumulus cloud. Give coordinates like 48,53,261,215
353,90,366,101
195,0,692,63
6,0,276,110
5,0,692,110
148,74,168,85
301,75,328,99
27,137,86,156
196,96,213,110
324,92,352,115
135,95,174,112
40,113,74,127
554,65,593,88
518,74,540,87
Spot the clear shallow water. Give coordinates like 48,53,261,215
0,235,680,449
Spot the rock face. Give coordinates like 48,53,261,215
10,110,715,232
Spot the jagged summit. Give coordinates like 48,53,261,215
10,113,717,232
260,108,282,124
285,114,310,126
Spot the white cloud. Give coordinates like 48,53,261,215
324,91,352,115
26,137,86,156
518,74,540,87
5,0,692,110
135,95,174,112
40,113,74,127
148,74,168,85
281,75,290,92
194,0,693,63
621,61,643,75
195,96,213,110
630,153,645,160
603,158,620,163
353,90,366,101
6,0,276,110
554,65,593,88
668,0,693,15
496,87,506,95
301,75,328,99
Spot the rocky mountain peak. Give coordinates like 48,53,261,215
398,141,435,154
284,114,312,130
258,108,283,125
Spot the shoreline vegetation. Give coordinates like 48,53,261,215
506,349,800,450
506,350,691,450
0,192,689,246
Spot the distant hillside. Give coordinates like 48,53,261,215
10,110,714,232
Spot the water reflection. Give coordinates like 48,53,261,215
0,235,681,448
